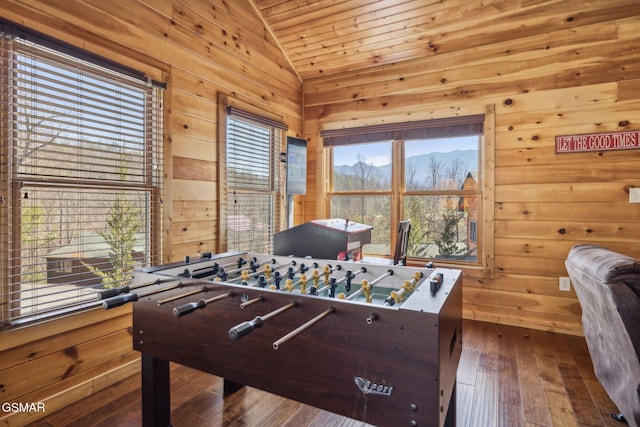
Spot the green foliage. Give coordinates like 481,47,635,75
435,208,465,258
21,203,57,282
84,192,140,289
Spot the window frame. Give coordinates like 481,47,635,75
0,22,165,327
322,108,495,275
217,94,287,254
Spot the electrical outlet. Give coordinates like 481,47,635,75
630,187,640,203
559,276,571,292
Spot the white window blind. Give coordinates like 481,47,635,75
0,25,164,326
225,108,285,254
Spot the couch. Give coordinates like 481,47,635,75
565,244,640,426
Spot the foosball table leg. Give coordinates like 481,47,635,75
444,380,456,427
141,353,171,427
223,378,245,396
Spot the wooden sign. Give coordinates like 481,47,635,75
555,130,640,153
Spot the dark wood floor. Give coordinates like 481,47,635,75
29,320,623,427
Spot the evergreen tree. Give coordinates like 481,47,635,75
435,208,465,258
84,192,140,288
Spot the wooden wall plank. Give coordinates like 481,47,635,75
173,200,218,222
464,272,571,298
464,303,583,335
0,314,131,371
495,99,640,133
494,237,640,260
172,89,217,120
496,161,640,185
0,305,131,351
170,111,217,142
495,147,640,167
495,182,631,203
495,220,640,243
170,134,217,162
172,179,217,202
175,0,295,77
1,329,133,402
84,0,300,91
464,288,580,317
173,157,217,182
171,219,217,246
498,199,640,223
171,241,219,261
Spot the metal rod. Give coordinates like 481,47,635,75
228,301,297,340
262,301,297,321
347,269,394,301
272,306,335,349
335,267,366,285
156,286,210,306
347,286,365,300
240,295,264,309
172,290,234,317
322,263,342,284
316,267,366,296
382,271,424,306
227,261,287,283
102,280,184,309
220,257,260,276
369,269,394,287
203,291,234,304
185,257,249,280
97,277,175,300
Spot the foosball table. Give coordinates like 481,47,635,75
104,251,463,427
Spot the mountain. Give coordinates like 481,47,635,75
335,149,478,185
404,149,478,183
334,161,390,181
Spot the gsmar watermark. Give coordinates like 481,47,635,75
2,402,46,413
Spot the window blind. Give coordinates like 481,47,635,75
320,115,485,146
0,25,164,326
225,108,286,254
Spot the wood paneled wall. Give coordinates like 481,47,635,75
0,1,301,425
301,1,640,336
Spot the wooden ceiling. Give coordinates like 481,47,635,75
252,0,481,81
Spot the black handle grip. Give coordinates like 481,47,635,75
98,286,130,300
229,316,264,340
173,299,206,318
103,292,138,309
430,278,441,296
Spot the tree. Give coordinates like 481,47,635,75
21,203,57,283
83,192,140,289
435,207,465,258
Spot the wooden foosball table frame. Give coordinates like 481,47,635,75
119,251,462,427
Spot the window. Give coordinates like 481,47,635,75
323,116,484,265
221,104,286,254
0,24,164,326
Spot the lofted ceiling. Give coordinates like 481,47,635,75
252,0,455,81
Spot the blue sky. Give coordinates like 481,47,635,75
334,136,478,166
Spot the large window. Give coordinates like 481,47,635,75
0,24,164,326
323,116,484,265
221,105,286,254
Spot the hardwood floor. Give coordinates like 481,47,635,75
28,320,623,427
